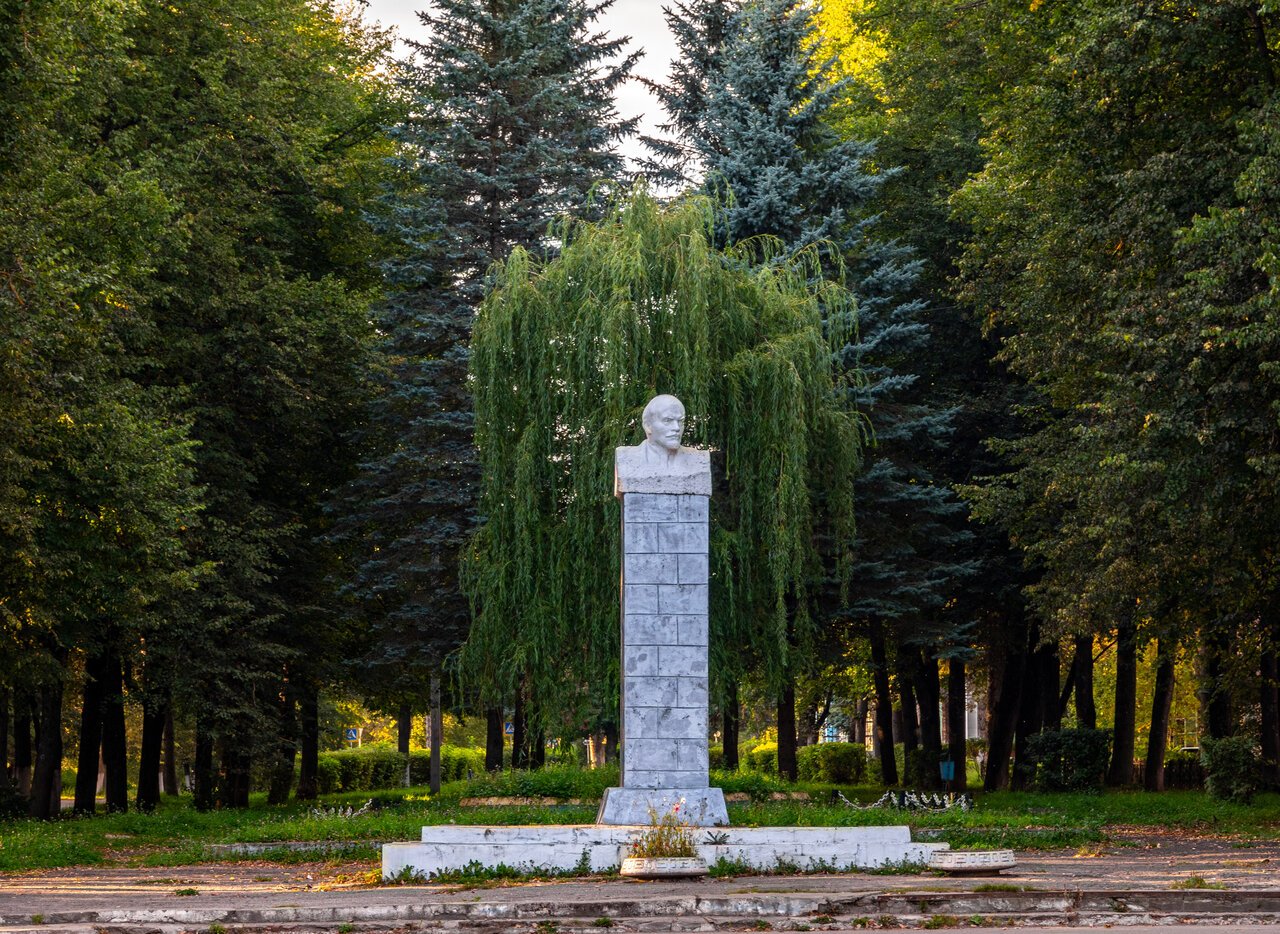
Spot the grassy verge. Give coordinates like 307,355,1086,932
2,782,1277,874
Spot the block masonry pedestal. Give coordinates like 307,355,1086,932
382,825,949,878
598,441,727,827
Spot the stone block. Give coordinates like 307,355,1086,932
676,615,707,646
658,706,707,740
623,493,679,523
624,646,657,677
658,583,708,615
625,707,660,738
623,522,659,554
675,739,709,772
657,522,709,554
625,614,674,644
621,769,703,790
625,738,680,772
623,584,659,615
677,553,709,584
658,644,705,678
677,677,708,707
624,676,678,708
625,553,678,584
678,495,709,523
596,787,729,826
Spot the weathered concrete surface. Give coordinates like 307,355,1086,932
384,823,945,878
3,835,1280,932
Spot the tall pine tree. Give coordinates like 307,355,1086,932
335,0,638,770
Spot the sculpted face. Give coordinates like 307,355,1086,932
642,395,686,454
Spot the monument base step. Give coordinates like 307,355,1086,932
596,786,729,826
381,825,947,880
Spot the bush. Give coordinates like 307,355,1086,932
797,742,867,783
0,786,28,820
709,768,786,800
314,745,486,794
1163,748,1205,790
708,745,724,770
465,764,618,799
745,742,778,775
1201,736,1260,803
904,746,940,788
1024,728,1111,791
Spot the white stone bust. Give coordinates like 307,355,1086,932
615,394,712,496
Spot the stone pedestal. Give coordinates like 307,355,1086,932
598,442,728,826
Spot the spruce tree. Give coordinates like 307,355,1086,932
335,0,638,765
645,0,971,780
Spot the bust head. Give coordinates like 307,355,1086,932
641,394,686,454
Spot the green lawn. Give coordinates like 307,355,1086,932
2,780,1277,874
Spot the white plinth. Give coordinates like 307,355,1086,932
381,824,948,879
597,786,728,826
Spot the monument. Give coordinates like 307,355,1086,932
381,394,946,878
598,394,729,826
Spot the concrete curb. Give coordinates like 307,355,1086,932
5,888,1280,932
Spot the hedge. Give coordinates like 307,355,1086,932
745,741,778,775
315,746,486,794
1201,736,1260,803
1023,728,1111,791
797,742,868,783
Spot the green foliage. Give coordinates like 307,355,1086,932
797,743,868,784
1163,748,1205,791
1201,737,1261,804
465,188,861,718
457,765,617,800
313,747,486,794
1024,729,1112,793
745,742,779,775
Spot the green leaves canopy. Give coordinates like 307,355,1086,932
463,190,861,723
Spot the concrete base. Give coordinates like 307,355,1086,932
596,786,729,826
381,824,947,880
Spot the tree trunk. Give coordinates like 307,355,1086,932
162,707,179,796
193,720,215,811
398,704,412,756
947,657,967,792
869,620,897,785
429,672,443,794
1074,634,1097,729
1200,626,1234,738
722,681,740,770
897,658,919,783
530,728,546,768
14,697,32,795
1039,642,1061,731
984,623,1024,791
914,652,943,790
28,679,64,819
511,690,528,770
603,718,619,764
1143,638,1177,792
777,682,798,782
485,706,504,771
101,655,128,813
136,694,166,812
267,684,297,805
0,687,10,793
1261,645,1280,788
1107,617,1139,786
220,735,250,808
296,684,319,800
853,697,868,745
74,652,108,814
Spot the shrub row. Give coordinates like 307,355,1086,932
314,746,486,794
1023,728,1112,791
798,742,868,783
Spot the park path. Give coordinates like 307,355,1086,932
1,834,1278,932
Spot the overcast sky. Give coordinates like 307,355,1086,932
359,0,679,167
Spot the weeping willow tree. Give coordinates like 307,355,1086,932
462,188,861,740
